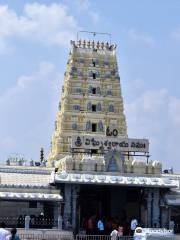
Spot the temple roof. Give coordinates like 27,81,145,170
0,165,53,187
0,165,53,174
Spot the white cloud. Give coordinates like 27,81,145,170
0,61,62,162
128,29,155,46
0,62,60,104
125,87,180,171
0,3,79,52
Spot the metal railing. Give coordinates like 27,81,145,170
18,234,73,240
76,235,133,240
0,217,57,229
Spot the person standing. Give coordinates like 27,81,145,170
0,222,10,240
6,228,20,240
87,216,93,235
118,225,123,236
97,218,104,234
110,228,118,240
130,217,138,236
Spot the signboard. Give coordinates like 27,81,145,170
71,135,149,153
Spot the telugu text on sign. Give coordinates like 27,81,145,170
71,136,149,153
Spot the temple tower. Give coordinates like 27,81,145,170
48,39,127,166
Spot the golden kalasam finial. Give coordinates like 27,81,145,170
92,40,95,49
101,42,104,49
87,40,90,48
83,40,86,48
106,42,109,49
78,39,81,47
97,41,100,49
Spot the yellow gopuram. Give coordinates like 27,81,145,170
48,38,161,175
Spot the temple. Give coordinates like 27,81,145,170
1,35,180,233
47,38,179,231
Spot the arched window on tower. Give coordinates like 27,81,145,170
96,87,101,95
92,59,96,67
87,102,92,111
105,72,111,78
88,71,93,77
88,86,93,94
93,73,96,79
73,105,80,111
76,88,82,94
92,87,96,94
98,121,103,132
86,121,91,131
104,60,109,67
72,123,77,130
97,103,102,111
92,123,97,132
96,71,100,78
77,70,83,77
78,58,84,64
107,90,112,96
109,104,115,112
92,59,99,67
92,104,96,112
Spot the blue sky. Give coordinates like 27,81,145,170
0,0,180,171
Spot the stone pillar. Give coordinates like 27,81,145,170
53,202,58,227
72,185,78,232
63,184,72,229
58,215,63,230
53,202,62,228
25,215,30,229
146,188,152,227
152,188,160,227
168,207,171,229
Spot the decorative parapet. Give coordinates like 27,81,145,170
71,40,117,51
132,160,146,174
148,160,162,174
54,154,162,175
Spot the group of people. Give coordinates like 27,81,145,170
83,215,138,236
110,218,138,239
0,222,20,240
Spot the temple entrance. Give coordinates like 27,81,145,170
78,185,144,233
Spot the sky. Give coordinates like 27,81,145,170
0,0,180,171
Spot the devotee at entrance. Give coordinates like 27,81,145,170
130,217,138,235
110,228,118,240
0,222,10,240
97,218,104,234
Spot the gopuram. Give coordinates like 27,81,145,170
0,33,180,233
